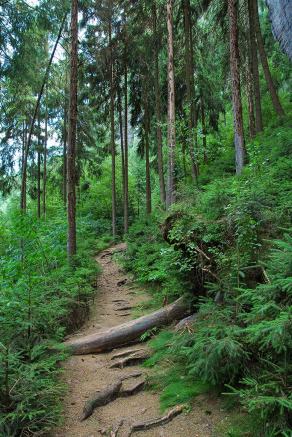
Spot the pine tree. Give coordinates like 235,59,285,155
67,0,78,259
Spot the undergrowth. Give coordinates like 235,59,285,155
125,123,292,436
0,205,103,436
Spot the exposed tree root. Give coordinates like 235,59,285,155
110,351,150,369
115,306,133,311
81,376,146,421
119,379,145,397
112,299,129,304
110,419,124,437
127,405,184,435
120,371,143,381
111,349,144,360
81,381,122,421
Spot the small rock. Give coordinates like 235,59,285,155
141,408,147,414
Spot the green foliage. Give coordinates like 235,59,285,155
126,120,292,434
124,217,188,302
144,234,292,435
0,206,100,435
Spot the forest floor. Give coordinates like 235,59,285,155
51,243,228,437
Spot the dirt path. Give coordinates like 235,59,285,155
52,244,226,437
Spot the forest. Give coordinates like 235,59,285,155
0,0,291,436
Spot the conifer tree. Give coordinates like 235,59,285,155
67,0,78,259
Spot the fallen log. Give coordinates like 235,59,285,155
81,380,122,421
127,405,184,436
65,296,189,355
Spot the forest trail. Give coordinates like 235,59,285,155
52,244,225,437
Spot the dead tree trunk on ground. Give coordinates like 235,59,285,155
65,297,189,355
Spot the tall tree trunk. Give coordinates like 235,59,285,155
43,87,48,217
143,87,152,215
21,121,27,212
253,0,285,117
152,3,166,206
228,0,246,175
248,0,263,132
37,115,41,219
109,14,116,238
183,0,198,182
63,97,68,207
123,38,129,233
201,96,207,162
166,0,176,208
246,61,256,138
117,82,125,218
20,15,66,212
67,0,78,259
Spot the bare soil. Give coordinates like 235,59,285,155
52,243,228,437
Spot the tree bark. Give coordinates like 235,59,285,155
183,0,198,182
166,0,176,208
201,96,207,162
145,123,151,215
228,0,246,175
117,82,125,216
124,39,129,233
109,13,116,238
67,0,78,259
20,15,66,212
63,95,68,207
37,115,41,219
143,84,152,215
248,0,263,133
153,3,166,206
246,61,256,138
65,296,189,355
43,87,48,217
253,0,285,117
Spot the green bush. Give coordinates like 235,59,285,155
0,208,100,435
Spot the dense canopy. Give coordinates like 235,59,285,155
0,0,291,436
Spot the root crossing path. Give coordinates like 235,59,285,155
52,244,225,437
